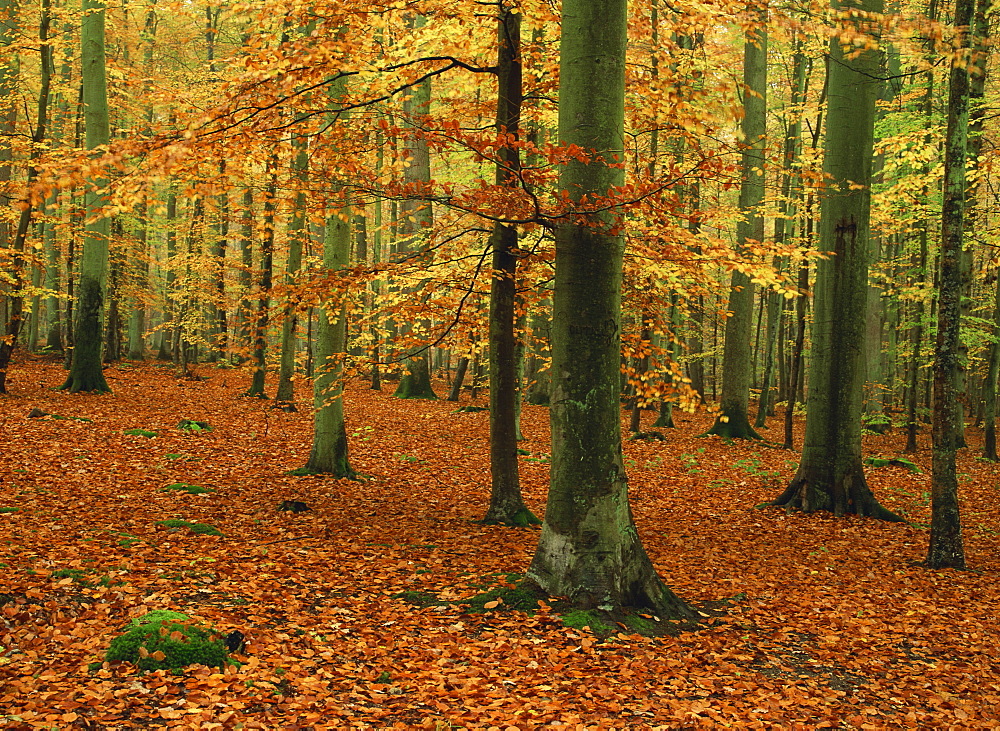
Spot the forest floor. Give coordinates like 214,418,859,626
1,356,999,729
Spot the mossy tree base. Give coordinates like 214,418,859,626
704,407,761,441
300,456,357,480
652,403,675,429
394,356,437,399
768,461,906,522
60,371,111,394
482,505,540,528
395,575,704,637
243,370,268,398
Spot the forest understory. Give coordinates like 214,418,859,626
1,356,998,729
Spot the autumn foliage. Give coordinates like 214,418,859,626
0,358,998,728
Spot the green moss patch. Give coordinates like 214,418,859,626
864,456,922,473
562,609,616,633
178,419,212,432
124,428,158,438
155,519,224,537
0,507,19,514
161,483,215,495
51,566,127,588
393,590,450,608
105,611,230,672
285,467,320,477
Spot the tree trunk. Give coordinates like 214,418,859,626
393,15,437,401
526,0,692,616
245,155,278,398
62,0,111,392
484,8,536,528
0,0,52,391
770,0,901,521
276,136,309,407
705,19,767,441
783,259,809,450
304,202,354,477
928,0,975,569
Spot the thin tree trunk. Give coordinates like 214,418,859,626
0,0,51,391
245,155,278,397
705,16,767,440
928,0,975,569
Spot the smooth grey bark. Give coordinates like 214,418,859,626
304,71,354,478
906,10,938,453
526,0,692,616
62,0,112,392
984,271,1000,460
705,20,766,440
236,187,254,358
126,6,156,361
304,204,355,477
157,184,177,360
968,0,998,460
770,0,902,520
212,163,229,360
43,192,62,351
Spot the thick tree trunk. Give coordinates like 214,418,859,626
304,204,354,478
62,0,111,393
771,0,901,521
527,0,691,616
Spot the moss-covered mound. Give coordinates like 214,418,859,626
105,611,230,672
160,483,215,495
155,519,223,536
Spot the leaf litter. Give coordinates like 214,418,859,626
0,358,998,728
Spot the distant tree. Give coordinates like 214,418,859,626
705,14,766,441
0,0,53,393
393,15,437,401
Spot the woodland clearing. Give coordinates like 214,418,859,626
0,357,999,729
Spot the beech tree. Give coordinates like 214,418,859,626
928,0,977,569
62,0,111,393
525,0,692,616
393,15,437,401
770,0,901,520
705,8,767,441
483,4,538,527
